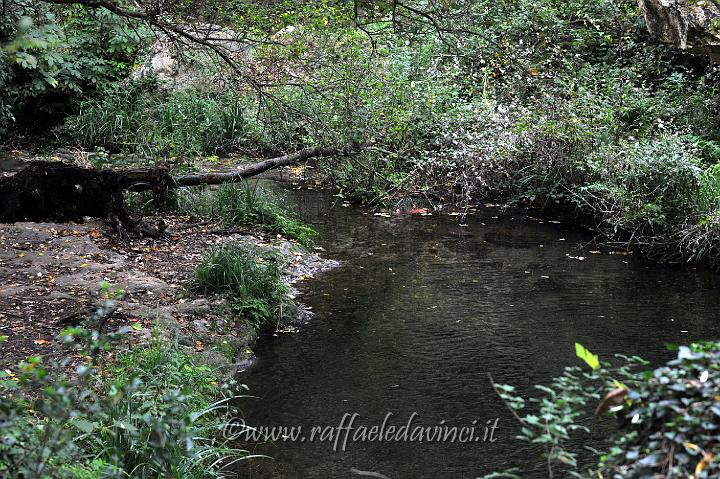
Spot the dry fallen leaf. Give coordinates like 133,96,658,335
695,451,714,477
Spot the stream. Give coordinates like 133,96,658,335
238,183,720,478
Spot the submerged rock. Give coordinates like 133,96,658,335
639,0,720,61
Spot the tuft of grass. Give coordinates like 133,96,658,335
106,334,218,412
191,243,289,331
127,182,317,246
212,183,317,246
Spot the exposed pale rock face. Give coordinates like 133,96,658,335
130,25,252,90
639,0,720,61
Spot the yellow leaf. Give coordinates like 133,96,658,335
695,452,714,478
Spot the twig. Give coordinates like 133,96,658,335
487,372,526,426
350,469,391,479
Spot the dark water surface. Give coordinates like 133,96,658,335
237,184,720,479
0,155,26,173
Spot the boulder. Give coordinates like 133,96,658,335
639,0,720,61
130,25,253,90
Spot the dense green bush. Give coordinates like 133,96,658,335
0,328,247,478
575,137,714,228
598,343,720,477
66,82,250,156
0,3,145,138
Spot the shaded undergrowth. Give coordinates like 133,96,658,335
64,82,250,157
0,326,248,479
128,182,317,246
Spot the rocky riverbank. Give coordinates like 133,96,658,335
0,211,337,376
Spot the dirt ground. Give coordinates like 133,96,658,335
0,213,336,375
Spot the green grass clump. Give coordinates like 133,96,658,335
181,183,318,246
127,182,317,246
192,243,289,330
106,335,218,412
214,183,317,246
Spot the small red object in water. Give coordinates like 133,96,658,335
404,208,429,215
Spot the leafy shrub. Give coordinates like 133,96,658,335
192,243,289,330
0,328,247,479
490,342,720,478
599,343,720,478
576,138,707,226
0,3,145,138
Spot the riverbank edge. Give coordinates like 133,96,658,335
0,209,338,382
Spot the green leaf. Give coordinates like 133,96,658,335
575,343,600,370
44,76,59,88
14,52,38,70
0,335,8,342
73,419,97,434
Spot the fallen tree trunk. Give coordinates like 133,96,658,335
175,146,339,187
118,146,341,191
0,146,340,232
0,161,171,237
